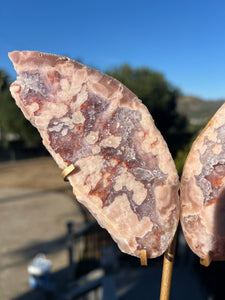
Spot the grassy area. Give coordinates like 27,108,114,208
0,156,67,190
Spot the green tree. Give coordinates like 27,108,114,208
0,71,8,92
0,70,41,147
107,64,192,158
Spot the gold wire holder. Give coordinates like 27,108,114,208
62,164,76,181
200,251,213,267
159,231,177,300
140,249,148,266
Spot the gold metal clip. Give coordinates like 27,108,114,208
62,164,76,181
200,251,213,267
140,249,148,266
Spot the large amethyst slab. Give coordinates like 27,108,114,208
9,51,179,258
181,105,225,261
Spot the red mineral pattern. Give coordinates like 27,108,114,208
9,51,179,258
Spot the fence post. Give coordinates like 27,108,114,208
67,221,74,281
101,246,117,300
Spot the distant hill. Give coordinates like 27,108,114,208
177,95,225,125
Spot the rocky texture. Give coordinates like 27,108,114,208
181,103,225,261
9,51,179,258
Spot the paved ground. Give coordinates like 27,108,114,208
0,186,85,300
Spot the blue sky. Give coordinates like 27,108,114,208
1,0,225,100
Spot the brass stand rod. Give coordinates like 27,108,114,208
159,231,177,300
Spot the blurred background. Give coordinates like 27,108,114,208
1,0,225,299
